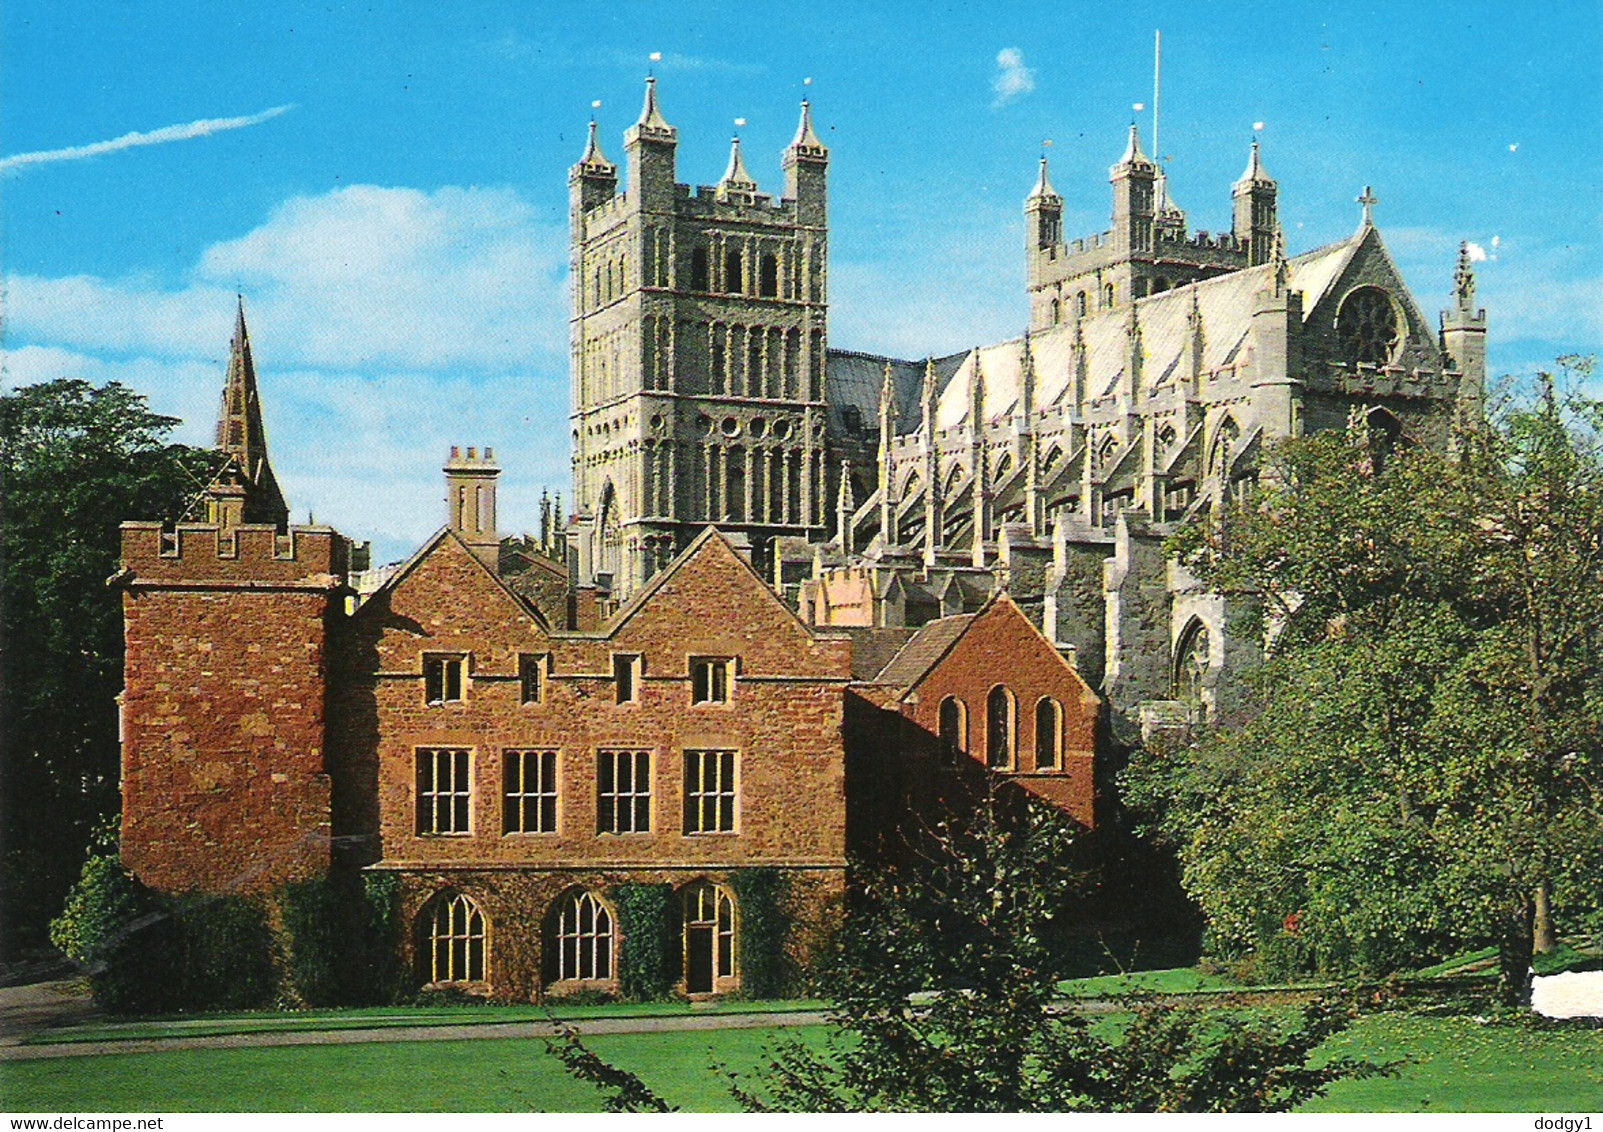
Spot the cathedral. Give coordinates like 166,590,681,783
567,78,1487,731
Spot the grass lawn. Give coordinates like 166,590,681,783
5,1011,1602,1111
0,1027,831,1112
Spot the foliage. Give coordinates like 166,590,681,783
49,851,278,1014
1129,361,1603,1002
1,379,214,952
558,782,1383,1111
545,1026,678,1112
277,876,344,1006
612,882,674,1000
729,867,789,999
360,871,413,1004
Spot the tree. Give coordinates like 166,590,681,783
1127,362,1603,1003
560,782,1383,1112
0,380,213,956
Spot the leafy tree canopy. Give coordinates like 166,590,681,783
1126,360,1603,1001
1,379,214,953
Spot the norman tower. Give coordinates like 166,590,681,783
569,79,831,597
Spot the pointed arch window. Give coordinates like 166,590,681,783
938,695,967,760
986,685,1016,770
683,882,736,994
1336,286,1399,367
1175,619,1211,705
547,889,613,983
1077,291,1088,317
1035,697,1062,770
424,892,486,984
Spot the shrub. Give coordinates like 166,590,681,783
730,868,789,999
278,875,343,1006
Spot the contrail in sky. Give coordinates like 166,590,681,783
0,105,294,174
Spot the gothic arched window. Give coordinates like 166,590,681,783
548,889,613,983
1034,697,1062,770
682,882,735,994
1077,291,1088,317
938,695,966,759
986,685,1015,769
1050,298,1061,325
1103,282,1115,308
423,892,486,984
1174,619,1211,704
1336,286,1400,367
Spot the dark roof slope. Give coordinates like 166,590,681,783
874,613,976,690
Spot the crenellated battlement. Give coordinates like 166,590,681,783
120,521,352,587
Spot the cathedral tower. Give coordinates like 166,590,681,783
569,81,831,596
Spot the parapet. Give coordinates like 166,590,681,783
119,521,351,588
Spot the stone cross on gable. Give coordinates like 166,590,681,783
1357,185,1379,227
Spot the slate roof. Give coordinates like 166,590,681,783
872,612,976,690
828,626,920,681
825,349,966,439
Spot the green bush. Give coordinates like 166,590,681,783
730,867,789,999
361,871,413,1004
614,883,674,1000
278,876,343,1006
49,854,145,965
174,894,277,1011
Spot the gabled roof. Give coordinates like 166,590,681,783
354,525,551,632
602,526,818,641
872,612,976,690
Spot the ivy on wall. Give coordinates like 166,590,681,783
614,882,675,1000
730,867,790,999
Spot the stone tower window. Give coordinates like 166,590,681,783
759,253,779,297
725,248,743,293
1077,291,1088,317
1336,286,1400,367
1050,298,1061,325
1103,282,1115,309
691,246,710,291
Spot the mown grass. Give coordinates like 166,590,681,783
27,994,827,1045
5,1010,1603,1112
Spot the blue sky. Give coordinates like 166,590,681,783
4,1,1600,562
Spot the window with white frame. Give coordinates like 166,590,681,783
503,749,558,834
690,657,733,704
597,749,651,833
417,747,472,834
425,892,486,983
424,654,466,705
551,890,613,982
683,749,736,834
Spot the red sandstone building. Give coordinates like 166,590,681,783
115,310,1100,999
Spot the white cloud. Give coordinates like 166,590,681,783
0,106,293,175
1464,242,1489,263
992,48,1036,108
4,185,574,562
6,185,570,372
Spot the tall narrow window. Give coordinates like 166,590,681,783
759,253,779,297
691,657,733,704
986,686,1015,770
503,749,558,834
426,893,486,983
1103,282,1116,308
1034,698,1062,771
597,749,651,833
417,747,472,834
424,654,465,705
938,696,966,759
613,654,640,704
691,246,709,290
725,248,743,293
684,749,737,834
1077,291,1088,317
551,890,613,982
518,653,545,704
683,883,735,993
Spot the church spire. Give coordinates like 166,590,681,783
633,75,675,137
719,135,758,194
787,99,827,158
577,118,614,173
1453,240,1478,316
207,298,289,531
1116,123,1153,170
1027,156,1060,203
